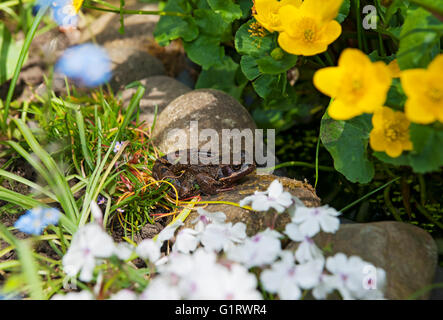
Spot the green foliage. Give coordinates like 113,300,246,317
0,23,24,85
320,112,374,184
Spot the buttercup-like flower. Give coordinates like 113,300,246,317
253,0,302,33
369,107,413,158
314,48,392,120
55,43,112,88
14,207,61,235
277,0,343,56
401,54,443,124
239,179,293,213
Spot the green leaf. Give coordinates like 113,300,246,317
235,20,274,57
336,0,351,23
153,0,198,46
195,56,246,99
252,74,281,99
408,124,443,173
183,34,224,69
256,53,298,75
238,0,253,19
0,23,23,85
240,55,260,81
385,79,407,108
194,8,229,37
320,112,374,184
207,0,242,23
409,0,443,16
397,6,443,70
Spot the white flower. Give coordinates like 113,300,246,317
51,290,94,300
173,228,200,254
114,242,134,260
239,179,293,213
292,205,340,237
200,222,246,252
62,223,115,282
140,276,181,300
157,220,183,243
227,229,282,268
324,253,386,300
260,251,323,300
136,239,161,262
90,200,103,225
219,264,262,300
284,223,324,263
109,289,138,300
192,208,226,232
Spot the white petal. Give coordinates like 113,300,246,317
267,180,283,198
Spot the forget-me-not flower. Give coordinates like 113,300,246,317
14,207,61,235
55,43,112,88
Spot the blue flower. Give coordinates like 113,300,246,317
14,207,61,235
113,141,123,153
33,0,79,28
97,195,106,205
55,43,112,88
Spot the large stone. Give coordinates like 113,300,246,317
120,76,191,125
152,88,258,155
286,221,438,300
182,174,321,236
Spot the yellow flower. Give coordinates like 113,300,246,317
387,59,401,78
277,0,343,56
253,0,302,33
313,48,392,120
73,0,84,12
369,107,413,158
400,54,443,124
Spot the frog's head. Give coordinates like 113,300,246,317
218,150,255,183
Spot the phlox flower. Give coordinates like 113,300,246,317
369,107,412,158
291,205,340,237
114,242,134,260
284,223,324,263
51,290,93,300
109,289,138,300
191,208,226,231
62,223,115,282
14,207,61,235
324,253,386,300
55,43,112,88
260,251,324,300
173,228,200,254
313,48,392,120
200,222,247,252
140,276,181,300
239,179,293,213
136,239,162,263
227,228,282,268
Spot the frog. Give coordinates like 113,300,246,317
152,149,256,199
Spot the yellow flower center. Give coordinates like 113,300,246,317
294,17,318,43
304,29,315,42
383,120,407,143
427,87,442,103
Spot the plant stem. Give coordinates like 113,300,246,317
82,3,187,17
2,5,48,132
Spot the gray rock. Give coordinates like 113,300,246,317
120,76,191,126
286,221,438,300
182,174,321,236
152,88,258,155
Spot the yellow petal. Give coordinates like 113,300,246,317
385,141,403,158
369,129,386,152
405,98,437,124
387,59,401,78
320,20,342,44
278,31,327,56
328,99,363,120
278,4,302,33
338,48,371,70
428,53,443,74
301,0,343,22
373,61,393,89
400,69,428,97
313,66,342,97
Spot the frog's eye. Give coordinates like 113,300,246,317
232,164,241,171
